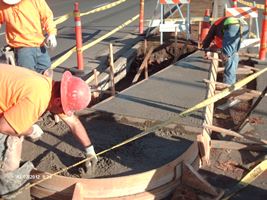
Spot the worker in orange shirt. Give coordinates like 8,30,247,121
0,64,97,199
0,0,57,73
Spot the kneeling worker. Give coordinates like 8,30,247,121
0,64,97,198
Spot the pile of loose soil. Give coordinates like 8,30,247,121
22,113,194,178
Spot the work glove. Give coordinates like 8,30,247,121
28,124,44,141
45,34,57,48
83,145,98,175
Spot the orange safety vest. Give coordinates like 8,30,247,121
0,0,57,48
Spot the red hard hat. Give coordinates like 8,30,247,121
3,0,21,5
60,71,91,116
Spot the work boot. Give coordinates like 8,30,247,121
0,161,34,199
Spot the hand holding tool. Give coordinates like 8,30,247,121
45,34,57,48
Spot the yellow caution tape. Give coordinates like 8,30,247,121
54,0,127,26
51,14,139,69
54,13,73,26
51,47,76,69
222,160,267,199
81,14,139,51
237,0,265,10
180,66,267,117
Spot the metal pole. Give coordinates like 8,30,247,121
254,1,260,38
186,3,190,40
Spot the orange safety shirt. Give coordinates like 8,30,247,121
0,64,52,134
0,0,57,48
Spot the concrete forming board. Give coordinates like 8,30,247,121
94,51,210,126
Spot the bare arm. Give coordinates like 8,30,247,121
58,114,91,148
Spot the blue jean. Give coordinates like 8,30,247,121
222,24,248,84
15,46,51,74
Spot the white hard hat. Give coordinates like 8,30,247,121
3,0,21,5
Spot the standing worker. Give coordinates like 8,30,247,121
0,0,57,73
0,64,97,199
202,16,249,84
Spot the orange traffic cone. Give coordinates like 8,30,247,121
200,9,211,43
259,2,267,60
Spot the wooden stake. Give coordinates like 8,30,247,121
144,39,147,54
204,124,267,145
132,47,153,84
72,183,83,200
174,27,178,62
109,43,116,96
93,69,99,99
198,21,202,49
144,39,148,79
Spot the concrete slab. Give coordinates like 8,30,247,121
93,51,210,126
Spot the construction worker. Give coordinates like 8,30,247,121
0,0,57,73
0,64,97,199
202,16,249,84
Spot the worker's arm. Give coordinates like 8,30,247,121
0,115,33,136
38,0,57,36
0,97,46,136
202,24,216,49
58,113,97,174
58,114,91,147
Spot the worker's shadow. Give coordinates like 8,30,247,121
25,130,85,175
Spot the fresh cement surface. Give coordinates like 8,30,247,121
94,50,209,126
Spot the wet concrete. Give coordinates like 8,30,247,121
94,50,210,126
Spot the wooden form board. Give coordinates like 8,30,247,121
199,53,219,166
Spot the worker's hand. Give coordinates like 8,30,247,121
220,53,229,62
45,34,57,48
78,145,98,177
28,124,44,141
83,145,98,175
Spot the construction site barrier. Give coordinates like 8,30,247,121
20,56,267,194
225,5,260,48
237,0,265,9
54,0,127,25
225,6,258,18
160,0,190,3
51,15,139,69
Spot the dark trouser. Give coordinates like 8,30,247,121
15,46,51,74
